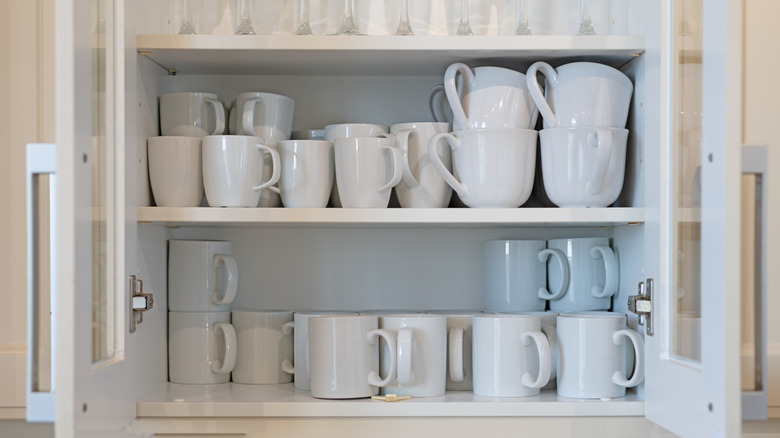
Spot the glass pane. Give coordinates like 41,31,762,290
671,0,702,362
32,174,52,392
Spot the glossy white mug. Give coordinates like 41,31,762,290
335,136,403,208
233,92,295,144
168,311,236,384
427,310,481,391
509,311,559,390
167,240,237,312
159,92,225,137
147,136,203,207
428,128,537,208
231,310,294,384
325,123,389,208
276,140,335,208
390,122,453,208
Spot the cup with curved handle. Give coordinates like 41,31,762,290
335,136,403,208
168,240,237,313
231,310,294,384
234,92,295,145
390,122,452,208
168,311,236,384
160,92,226,137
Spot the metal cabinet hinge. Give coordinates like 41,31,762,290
129,275,153,333
628,278,653,336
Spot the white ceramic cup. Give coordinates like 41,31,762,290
444,63,539,131
379,314,447,398
509,311,559,390
539,127,629,208
428,128,537,208
389,122,453,208
325,123,389,208
483,240,569,313
426,310,481,391
276,140,335,208
160,92,226,137
543,237,619,312
472,314,551,397
167,240,238,312
202,135,281,207
147,136,203,207
556,312,644,399
231,310,294,384
308,315,397,399
233,92,295,144
168,311,236,384
526,61,634,129
334,136,403,208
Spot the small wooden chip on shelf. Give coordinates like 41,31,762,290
371,394,411,402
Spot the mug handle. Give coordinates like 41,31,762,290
443,62,474,130
396,327,414,386
612,329,645,388
211,254,238,305
211,322,237,375
395,130,421,188
540,324,557,381
427,84,449,123
589,245,619,298
204,97,226,135
525,61,559,128
427,132,468,199
281,321,295,375
520,331,551,389
367,329,397,388
585,128,614,196
378,143,403,193
537,248,569,301
448,327,465,383
252,143,281,192
241,97,263,136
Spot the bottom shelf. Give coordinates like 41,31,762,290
136,383,644,418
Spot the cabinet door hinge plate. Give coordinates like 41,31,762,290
628,278,653,336
129,275,153,333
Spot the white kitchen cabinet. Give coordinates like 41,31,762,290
45,0,745,437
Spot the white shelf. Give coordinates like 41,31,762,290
136,207,645,228
136,383,644,418
136,34,645,75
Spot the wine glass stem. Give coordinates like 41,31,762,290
344,0,355,21
400,0,410,24
460,0,470,25
581,0,591,23
517,0,528,27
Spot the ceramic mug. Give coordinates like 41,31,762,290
231,310,294,384
159,92,225,137
389,122,453,208
508,311,559,390
276,140,335,208
168,311,236,384
325,123,389,207
334,136,403,208
233,92,295,144
426,310,481,391
147,136,203,207
167,240,238,312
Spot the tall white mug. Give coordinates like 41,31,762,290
335,136,402,208
426,310,481,391
168,240,238,312
160,92,225,137
231,310,294,384
147,136,203,207
287,310,356,391
168,311,236,384
325,123,389,207
390,122,453,208
276,140,335,208
233,92,295,144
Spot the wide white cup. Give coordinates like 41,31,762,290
444,63,539,131
286,311,356,391
308,315,397,399
472,314,551,397
543,237,619,312
168,311,236,384
160,92,225,137
428,128,537,208
540,127,629,208
168,240,237,312
484,240,568,312
379,314,447,398
147,136,203,207
335,137,403,208
509,311,559,390
427,310,481,391
202,135,280,207
325,123,389,207
556,312,644,399
231,310,294,384
276,140,335,208
233,92,295,144
526,61,634,129
389,122,453,208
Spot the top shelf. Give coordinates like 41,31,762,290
136,34,645,76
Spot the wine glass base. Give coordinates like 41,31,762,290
515,24,532,35
235,18,256,35
178,19,196,35
331,16,363,36
395,23,414,36
295,23,313,35
577,19,596,36
456,22,473,36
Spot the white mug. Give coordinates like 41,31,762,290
428,128,537,208
510,311,559,390
390,122,453,208
325,123,389,208
168,240,238,312
472,314,551,397
202,135,280,207
539,127,629,208
159,92,225,137
379,314,447,398
334,136,403,208
286,311,356,391
556,312,644,399
276,140,335,208
231,310,294,384
543,237,619,312
308,315,397,399
168,311,236,384
233,92,295,144
526,61,634,129
443,63,538,131
426,310,481,391
483,240,568,312
147,136,203,207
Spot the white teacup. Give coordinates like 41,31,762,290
444,63,539,131
276,140,335,208
231,310,294,385
556,312,644,399
428,128,537,208
539,127,629,208
147,136,203,207
543,237,619,312
159,92,225,137
168,311,236,385
286,311,356,391
202,135,281,208
325,123,389,207
233,92,295,144
390,122,453,208
334,136,402,208
167,240,238,312
526,61,634,129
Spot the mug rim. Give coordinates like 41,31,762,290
557,312,626,320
